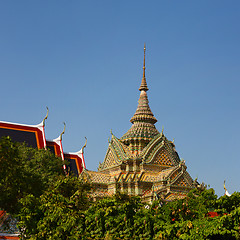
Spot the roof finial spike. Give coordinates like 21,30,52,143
224,180,231,196
60,122,66,141
224,180,227,191
139,43,149,92
143,43,146,77
82,137,87,152
43,106,49,127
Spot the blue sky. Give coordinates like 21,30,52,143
0,1,239,197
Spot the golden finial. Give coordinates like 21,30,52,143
82,137,87,151
43,107,49,127
60,122,66,141
224,180,227,192
172,138,175,144
161,126,164,134
139,43,149,92
143,43,146,74
110,129,113,135
224,180,231,196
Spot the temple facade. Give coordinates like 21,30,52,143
82,45,196,202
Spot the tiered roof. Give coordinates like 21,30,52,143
121,44,159,142
82,45,195,202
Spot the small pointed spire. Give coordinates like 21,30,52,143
139,43,149,92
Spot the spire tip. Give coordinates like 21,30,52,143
139,43,149,92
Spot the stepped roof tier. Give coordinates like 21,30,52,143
81,45,197,203
121,44,159,146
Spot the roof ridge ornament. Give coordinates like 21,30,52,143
224,180,231,196
82,137,87,152
60,122,66,141
43,106,49,127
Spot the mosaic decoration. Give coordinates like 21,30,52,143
83,45,196,202
100,148,119,170
152,148,173,166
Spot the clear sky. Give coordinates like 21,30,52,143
0,1,239,197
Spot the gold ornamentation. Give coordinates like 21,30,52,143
60,122,66,141
43,106,49,127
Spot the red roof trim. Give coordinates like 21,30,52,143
64,153,84,175
0,236,19,239
46,140,62,158
0,122,46,149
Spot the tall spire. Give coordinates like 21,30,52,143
139,43,149,92
121,44,159,145
130,44,157,125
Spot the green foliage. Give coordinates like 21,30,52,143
84,193,143,239
1,136,240,239
0,136,64,215
216,192,240,213
18,176,91,240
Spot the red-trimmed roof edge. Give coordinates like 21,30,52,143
0,121,46,149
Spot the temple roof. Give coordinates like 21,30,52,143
121,44,159,141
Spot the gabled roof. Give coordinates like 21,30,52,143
47,122,65,160
64,148,86,176
99,134,126,171
0,121,46,149
0,113,87,177
141,133,180,165
46,137,64,160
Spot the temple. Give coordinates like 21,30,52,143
0,112,86,177
0,114,86,239
82,45,196,202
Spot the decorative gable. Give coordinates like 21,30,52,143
110,135,129,160
151,148,173,166
141,133,180,167
174,175,188,187
99,147,119,171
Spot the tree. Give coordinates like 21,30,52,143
83,192,143,239
152,189,239,240
0,136,65,215
2,136,240,239
18,176,91,240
